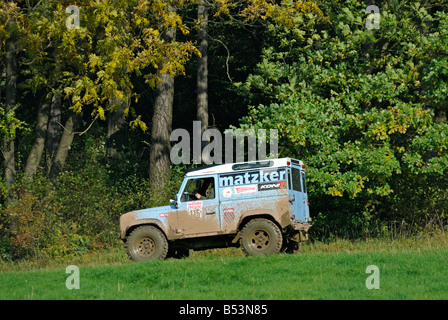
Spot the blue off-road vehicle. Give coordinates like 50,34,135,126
120,158,311,261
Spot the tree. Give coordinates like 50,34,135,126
1,1,19,198
196,0,208,134
106,96,128,160
3,0,199,182
237,0,448,234
24,97,50,177
149,26,176,195
189,0,320,163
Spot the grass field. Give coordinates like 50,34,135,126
1,233,448,300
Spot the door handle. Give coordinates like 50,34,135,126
206,211,216,215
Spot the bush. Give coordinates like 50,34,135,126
236,1,448,238
0,130,188,262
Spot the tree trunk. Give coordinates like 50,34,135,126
46,92,62,172
24,97,50,177
107,97,129,160
48,112,80,182
197,0,209,134
197,0,210,165
149,27,175,194
3,18,18,198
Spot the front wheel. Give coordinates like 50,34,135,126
240,218,283,256
126,225,168,261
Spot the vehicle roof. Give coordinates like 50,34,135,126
185,157,304,177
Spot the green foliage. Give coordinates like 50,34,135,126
238,0,448,237
0,132,183,261
0,104,27,139
1,0,447,262
16,0,200,129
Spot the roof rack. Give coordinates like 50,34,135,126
184,158,304,177
231,160,273,171
184,163,222,175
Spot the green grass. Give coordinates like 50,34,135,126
1,234,448,300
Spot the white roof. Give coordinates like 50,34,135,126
185,158,303,177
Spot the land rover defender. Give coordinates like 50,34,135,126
119,158,311,261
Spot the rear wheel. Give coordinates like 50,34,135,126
167,247,190,259
126,225,168,261
240,218,283,256
282,238,301,254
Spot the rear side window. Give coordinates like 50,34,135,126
291,168,302,192
287,170,291,190
301,171,307,193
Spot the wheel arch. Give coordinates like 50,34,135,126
123,219,167,241
237,213,282,233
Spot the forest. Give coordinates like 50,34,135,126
0,0,447,261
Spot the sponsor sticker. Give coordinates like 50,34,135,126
258,181,286,191
223,208,235,223
160,212,170,217
222,187,232,198
234,184,257,194
219,169,286,187
187,201,203,218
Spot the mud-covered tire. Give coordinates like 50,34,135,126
282,238,301,254
240,218,283,256
167,247,190,259
126,225,168,261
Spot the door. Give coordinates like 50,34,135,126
176,176,221,236
288,165,309,222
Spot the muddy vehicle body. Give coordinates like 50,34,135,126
120,158,311,261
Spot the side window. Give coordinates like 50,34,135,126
291,168,302,192
183,179,199,200
181,177,215,201
287,169,292,190
301,171,307,193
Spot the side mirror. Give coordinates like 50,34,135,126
170,194,178,209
